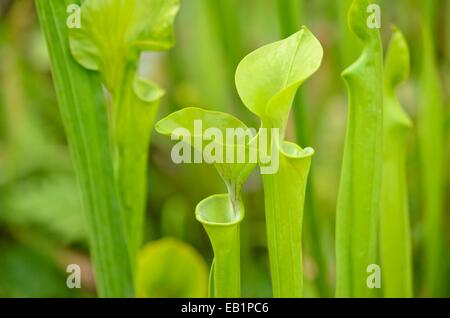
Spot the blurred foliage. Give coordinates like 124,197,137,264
0,0,448,297
0,241,82,297
136,238,208,298
1,174,85,244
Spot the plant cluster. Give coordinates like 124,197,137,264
28,0,449,298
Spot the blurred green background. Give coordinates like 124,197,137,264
0,0,448,297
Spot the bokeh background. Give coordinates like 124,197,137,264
0,0,449,297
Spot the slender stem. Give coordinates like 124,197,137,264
35,0,134,297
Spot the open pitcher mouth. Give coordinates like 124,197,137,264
280,141,314,159
195,194,244,226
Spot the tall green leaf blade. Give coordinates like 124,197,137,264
114,70,163,264
447,1,450,71
35,0,134,297
380,28,413,298
261,142,313,297
335,0,384,297
418,0,446,297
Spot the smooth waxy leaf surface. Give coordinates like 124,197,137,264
195,194,242,297
235,26,323,138
335,0,384,298
156,107,254,298
69,0,179,90
261,142,313,297
114,72,164,260
417,0,446,297
236,27,322,297
156,107,256,196
381,28,413,298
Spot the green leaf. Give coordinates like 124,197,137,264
114,70,163,261
346,0,377,43
35,0,134,297
156,107,255,297
337,0,362,68
156,107,249,140
275,1,330,297
195,194,242,297
155,107,256,196
417,0,446,297
69,0,180,90
261,142,313,297
235,26,323,137
208,260,216,298
134,77,165,103
384,28,410,94
447,1,450,69
335,0,384,298
136,238,208,298
235,28,322,297
69,0,180,269
380,28,413,298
